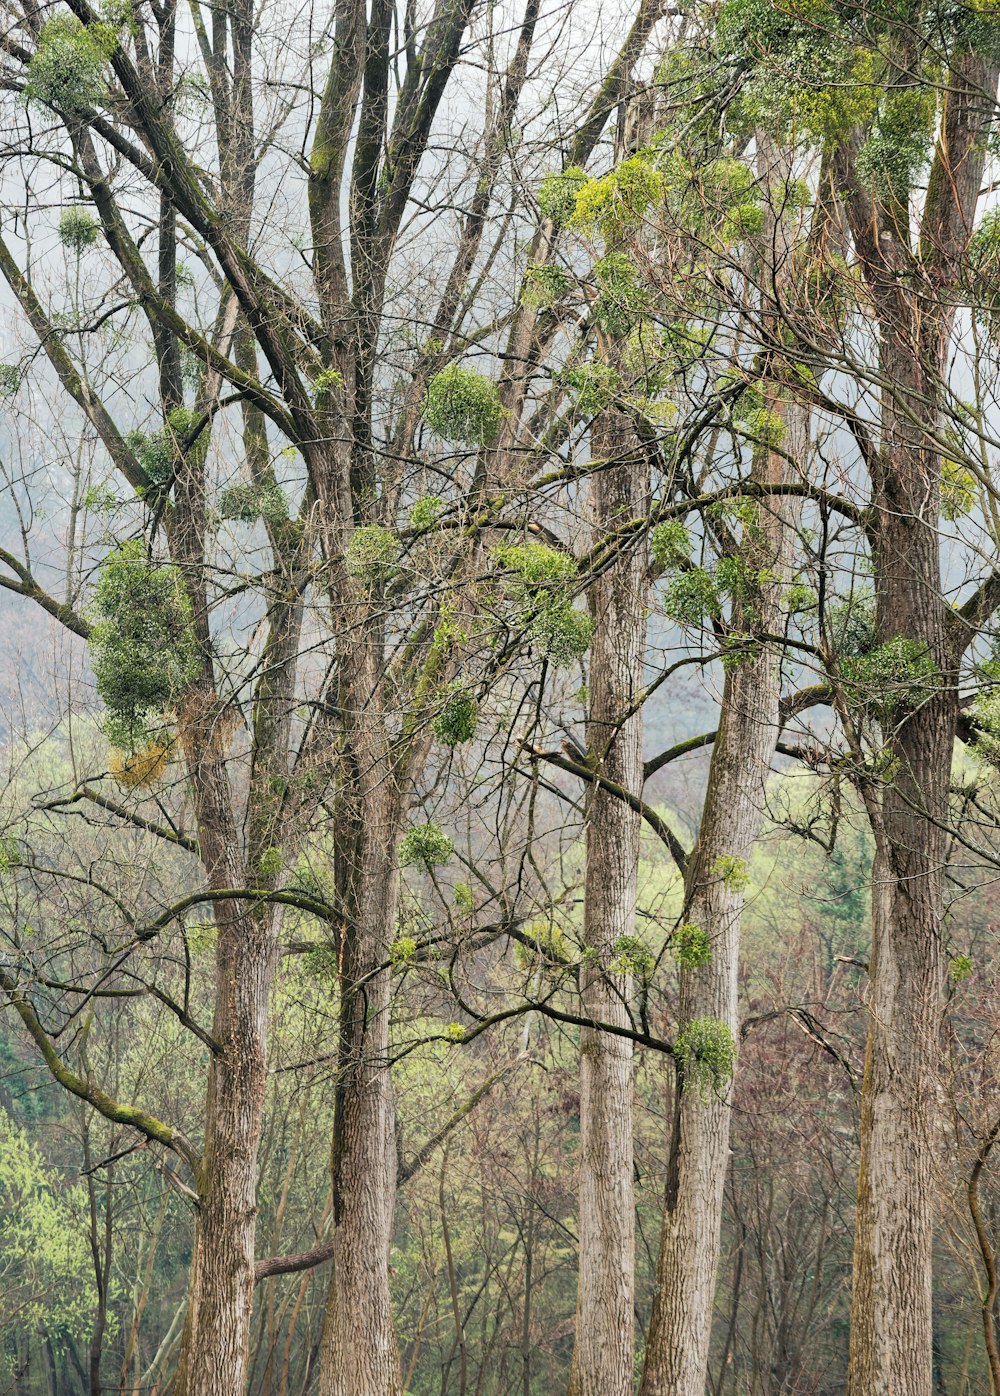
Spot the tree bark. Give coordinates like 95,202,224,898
319,631,403,1396
640,409,802,1396
574,419,648,1396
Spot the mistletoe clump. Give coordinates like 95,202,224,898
410,495,444,529
219,481,289,526
109,737,173,790
841,635,940,719
26,15,114,113
856,89,935,203
400,822,454,871
345,525,400,581
562,361,620,417
424,364,504,446
572,154,665,241
432,688,479,747
493,541,593,666
127,406,207,495
58,209,100,254
674,1017,736,1096
89,540,199,751
521,263,572,309
650,520,692,569
672,922,712,968
593,253,648,337
536,166,589,226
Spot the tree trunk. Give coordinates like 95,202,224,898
640,409,801,1396
574,420,648,1396
173,902,277,1395
846,334,956,1396
319,697,403,1396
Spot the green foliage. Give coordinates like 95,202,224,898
673,922,712,968
313,367,343,399
493,542,592,665
345,525,400,581
711,853,751,891
0,362,23,397
443,1022,466,1042
25,15,114,112
662,567,721,626
432,688,479,746
609,934,655,977
89,540,199,750
529,600,593,665
650,520,692,569
941,459,977,520
856,89,935,201
453,881,474,913
410,495,444,529
521,263,571,309
968,210,1000,334
735,405,786,448
949,953,974,982
58,208,100,253
0,836,21,873
562,361,620,416
572,155,665,241
219,481,289,526
674,1017,737,1096
0,1110,101,1342
536,166,589,226
390,935,419,967
841,636,939,719
258,846,283,881
424,364,504,445
593,253,648,337
400,822,454,870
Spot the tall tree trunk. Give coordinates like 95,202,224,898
574,419,648,1396
846,333,956,1396
177,903,277,1394
319,629,403,1396
640,410,802,1396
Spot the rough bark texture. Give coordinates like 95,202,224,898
640,412,802,1396
845,338,956,1396
840,49,997,1392
574,419,648,1396
319,630,403,1396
